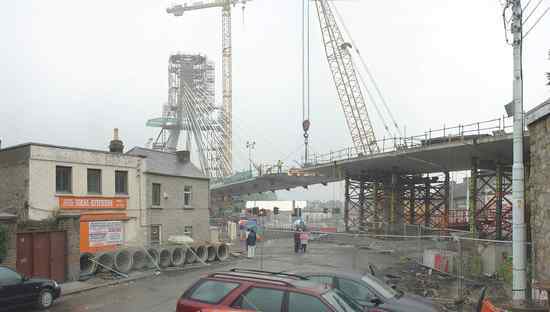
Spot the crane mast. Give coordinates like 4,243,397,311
314,0,379,155
167,0,249,176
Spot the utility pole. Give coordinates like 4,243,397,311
246,140,255,173
510,0,527,302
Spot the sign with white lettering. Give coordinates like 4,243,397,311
59,196,127,209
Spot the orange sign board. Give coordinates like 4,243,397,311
59,196,127,209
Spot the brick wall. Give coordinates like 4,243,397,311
528,114,550,282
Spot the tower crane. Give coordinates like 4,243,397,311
167,0,252,177
314,0,380,155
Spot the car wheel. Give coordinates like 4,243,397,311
37,289,54,309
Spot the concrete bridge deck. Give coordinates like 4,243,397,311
305,132,529,180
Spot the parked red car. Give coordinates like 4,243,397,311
176,268,370,312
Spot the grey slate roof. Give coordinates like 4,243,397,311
526,98,550,126
126,147,208,180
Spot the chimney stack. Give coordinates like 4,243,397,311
109,128,124,153
176,150,190,163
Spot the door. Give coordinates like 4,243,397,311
32,233,51,279
16,233,33,278
50,231,66,282
15,231,67,282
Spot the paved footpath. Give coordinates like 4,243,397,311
37,239,400,312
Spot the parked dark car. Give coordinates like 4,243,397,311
176,268,371,312
0,266,61,310
301,271,442,312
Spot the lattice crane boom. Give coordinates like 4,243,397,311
314,0,379,154
167,0,251,177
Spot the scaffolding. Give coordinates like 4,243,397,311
147,54,230,179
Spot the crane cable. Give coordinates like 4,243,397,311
330,1,403,138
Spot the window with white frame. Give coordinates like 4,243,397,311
184,185,192,207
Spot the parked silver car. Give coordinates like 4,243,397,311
300,271,442,312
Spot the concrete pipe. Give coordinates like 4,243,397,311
158,248,172,268
216,243,230,261
171,247,186,267
80,252,97,275
194,245,208,263
131,249,148,270
96,252,115,272
113,249,133,274
185,247,197,264
206,245,217,262
146,248,160,268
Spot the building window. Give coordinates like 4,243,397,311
184,225,193,237
56,166,72,193
87,169,102,194
150,224,161,244
184,185,192,207
152,183,161,206
115,171,128,194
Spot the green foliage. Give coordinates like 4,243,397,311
0,224,8,263
465,254,483,276
498,256,513,284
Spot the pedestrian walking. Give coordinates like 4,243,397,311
246,228,257,258
277,160,283,174
300,231,309,253
294,228,301,253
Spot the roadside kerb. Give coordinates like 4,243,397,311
62,256,240,296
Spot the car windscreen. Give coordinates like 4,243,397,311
361,274,398,299
322,289,363,312
187,280,240,304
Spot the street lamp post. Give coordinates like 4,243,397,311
246,141,256,174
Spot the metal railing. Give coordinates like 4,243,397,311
306,116,513,166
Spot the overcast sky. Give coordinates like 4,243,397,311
1,0,548,201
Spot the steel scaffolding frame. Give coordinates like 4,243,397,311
469,165,513,239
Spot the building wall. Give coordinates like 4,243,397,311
27,145,144,250
144,173,210,243
0,216,80,282
528,115,550,283
0,146,30,219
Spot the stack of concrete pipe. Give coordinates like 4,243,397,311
158,248,172,268
79,242,231,278
130,248,148,270
147,248,160,268
215,242,230,261
79,252,97,276
170,247,186,267
113,249,133,274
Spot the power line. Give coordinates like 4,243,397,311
523,4,550,39
330,1,403,138
523,0,544,24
